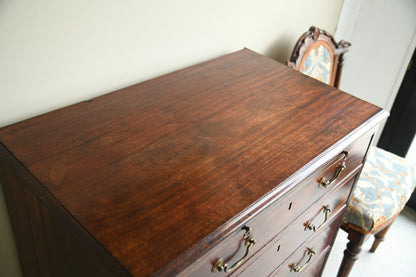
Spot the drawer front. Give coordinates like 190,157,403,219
235,197,348,277
272,213,341,277
179,133,370,277
179,224,259,277
181,171,356,277
298,246,331,277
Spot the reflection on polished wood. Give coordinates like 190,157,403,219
0,49,387,276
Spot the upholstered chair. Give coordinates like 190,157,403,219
287,26,416,277
337,147,415,276
286,26,350,88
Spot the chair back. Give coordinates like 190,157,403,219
287,26,351,88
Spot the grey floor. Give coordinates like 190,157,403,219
322,206,416,276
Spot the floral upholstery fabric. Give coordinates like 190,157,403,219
301,44,332,84
344,146,416,234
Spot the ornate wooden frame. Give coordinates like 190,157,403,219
287,26,351,88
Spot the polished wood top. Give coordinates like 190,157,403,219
0,49,385,276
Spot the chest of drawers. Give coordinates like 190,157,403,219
0,49,387,276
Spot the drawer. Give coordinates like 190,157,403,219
179,134,370,277
298,246,331,277
235,182,350,277
272,213,341,276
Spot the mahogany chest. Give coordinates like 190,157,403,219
0,49,387,276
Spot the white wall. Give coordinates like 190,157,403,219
0,1,344,276
335,0,416,111
0,0,344,127
407,136,416,164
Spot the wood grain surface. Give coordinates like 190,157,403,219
0,49,385,276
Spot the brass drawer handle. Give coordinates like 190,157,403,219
305,205,331,232
290,248,317,272
211,226,256,273
319,151,348,189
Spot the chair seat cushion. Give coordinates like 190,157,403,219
343,146,416,234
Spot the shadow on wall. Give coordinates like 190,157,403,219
264,33,295,64
0,185,22,277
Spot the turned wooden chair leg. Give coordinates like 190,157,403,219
370,220,394,253
337,229,370,277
